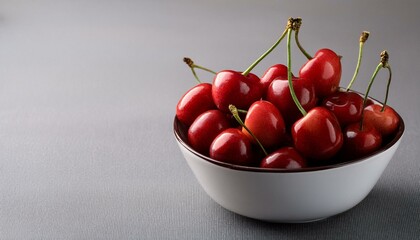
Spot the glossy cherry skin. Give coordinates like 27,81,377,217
176,83,215,126
299,48,342,98
212,70,263,112
365,98,375,107
260,64,289,96
363,104,400,137
322,91,364,128
188,110,231,156
243,100,286,149
342,122,382,159
209,128,253,166
266,77,317,127
260,147,306,169
292,107,343,161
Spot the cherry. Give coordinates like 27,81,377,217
365,98,376,107
176,83,215,126
212,70,263,112
321,31,369,128
299,48,342,98
342,122,382,159
231,102,304,168
260,18,311,97
260,147,306,169
364,104,400,137
230,103,294,167
187,110,231,155
284,28,343,161
229,104,268,156
360,50,399,137
266,76,317,127
212,18,294,112
241,100,286,149
321,91,364,128
292,107,343,160
209,128,253,166
176,58,217,126
340,50,398,159
260,64,289,95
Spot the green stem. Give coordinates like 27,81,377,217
242,28,288,76
190,68,201,84
183,57,216,84
381,65,392,112
360,63,383,130
229,105,268,156
295,30,312,59
237,109,248,114
346,31,370,91
193,65,217,75
293,19,312,60
287,28,307,116
360,50,390,129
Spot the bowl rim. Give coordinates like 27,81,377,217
173,92,405,173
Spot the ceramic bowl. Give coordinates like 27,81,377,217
173,108,404,223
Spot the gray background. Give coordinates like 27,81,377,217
0,0,419,239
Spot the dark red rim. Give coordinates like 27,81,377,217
173,95,405,173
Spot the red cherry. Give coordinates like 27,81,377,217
260,147,306,169
299,48,342,98
188,110,230,155
247,71,262,83
212,70,263,112
260,64,289,95
357,51,399,138
242,100,286,149
363,104,400,137
292,107,343,160
176,83,215,126
342,122,382,159
322,91,364,127
283,28,343,161
365,98,376,107
209,128,253,166
241,18,293,97
211,19,293,113
266,77,317,126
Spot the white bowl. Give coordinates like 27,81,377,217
173,111,404,223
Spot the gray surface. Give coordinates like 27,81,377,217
0,0,419,239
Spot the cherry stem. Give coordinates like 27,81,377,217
229,104,268,156
287,28,307,117
360,64,381,130
237,109,248,114
359,50,390,130
293,18,312,60
183,57,217,83
346,31,370,91
382,65,392,112
242,19,291,77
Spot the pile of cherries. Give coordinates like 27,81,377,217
176,18,400,169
